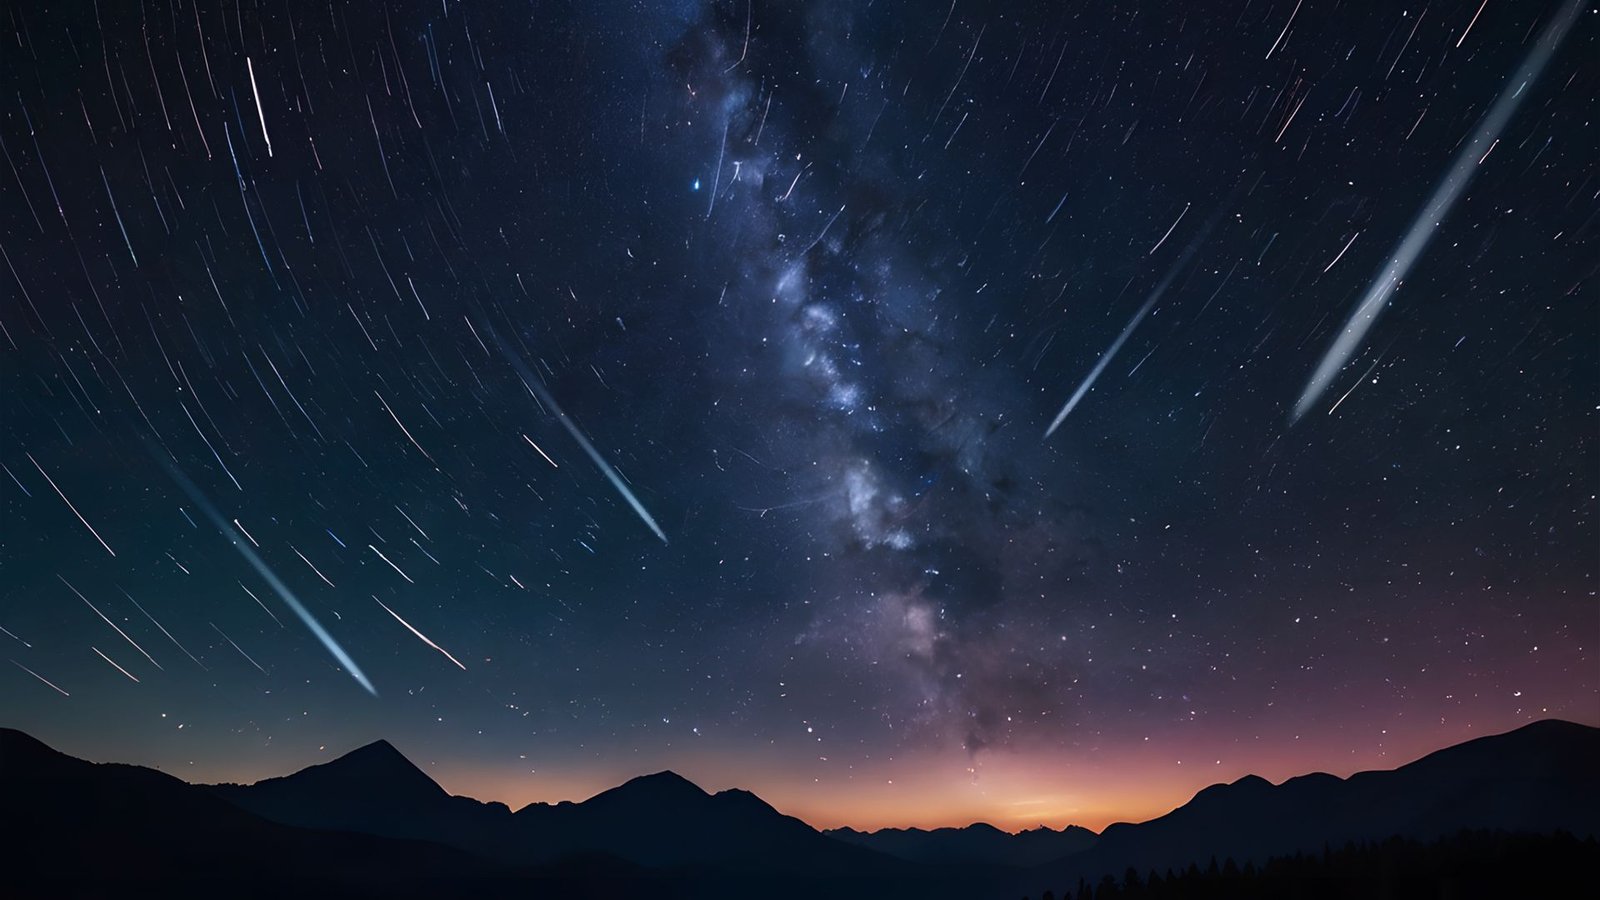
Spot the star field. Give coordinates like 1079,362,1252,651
0,0,1594,831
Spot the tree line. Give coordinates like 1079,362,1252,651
1021,829,1598,900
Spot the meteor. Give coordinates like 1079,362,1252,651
123,590,208,671
92,646,141,683
11,659,69,696
60,575,163,671
1291,0,1585,423
486,321,669,544
1046,209,1219,438
154,452,378,696
373,596,466,671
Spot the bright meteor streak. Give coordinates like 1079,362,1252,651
153,452,378,696
1291,0,1586,423
59,575,163,672
1046,209,1219,438
486,321,669,544
373,596,467,671
92,646,141,683
11,659,69,696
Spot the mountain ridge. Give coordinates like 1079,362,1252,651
4,718,1594,898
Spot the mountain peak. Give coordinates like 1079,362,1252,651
340,738,409,766
594,769,709,805
220,737,447,804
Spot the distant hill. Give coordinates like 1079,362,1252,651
1015,719,1600,893
210,741,901,875
828,821,1098,867
0,727,642,899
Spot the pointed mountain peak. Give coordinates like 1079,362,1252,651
583,769,710,810
618,769,707,796
252,737,447,800
339,738,408,765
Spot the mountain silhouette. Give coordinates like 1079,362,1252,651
828,821,1099,867
0,727,515,898
212,745,900,875
209,738,516,859
4,719,1595,899
1019,718,1600,891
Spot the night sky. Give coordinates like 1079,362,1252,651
1,0,1595,832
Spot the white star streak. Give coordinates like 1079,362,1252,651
395,505,431,540
247,57,272,156
373,596,466,671
291,545,337,588
59,575,163,671
92,646,141,682
211,622,269,675
233,518,261,547
369,544,415,584
11,659,69,696
376,391,436,463
123,590,207,670
522,434,559,468
27,452,115,557
1322,231,1361,274
1291,0,1585,423
241,582,284,627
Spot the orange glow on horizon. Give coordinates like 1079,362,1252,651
57,714,1589,836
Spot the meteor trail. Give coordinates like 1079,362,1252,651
123,590,208,670
154,452,378,696
240,582,284,628
486,322,669,544
247,57,272,156
211,622,269,675
1045,210,1219,438
59,575,163,671
27,452,116,557
369,544,415,584
92,646,141,682
1291,0,1585,423
1044,296,1158,438
374,596,467,670
522,434,559,468
11,659,69,696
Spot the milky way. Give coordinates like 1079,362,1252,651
1,0,1594,829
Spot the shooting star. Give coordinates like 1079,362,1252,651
486,322,669,544
369,544,415,584
241,582,284,627
92,646,141,683
211,622,269,675
11,659,69,696
1046,211,1218,437
1291,0,1585,423
123,590,208,670
154,451,377,696
373,596,467,670
27,452,116,557
60,575,163,671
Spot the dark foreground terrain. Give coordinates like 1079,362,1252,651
2,720,1595,899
